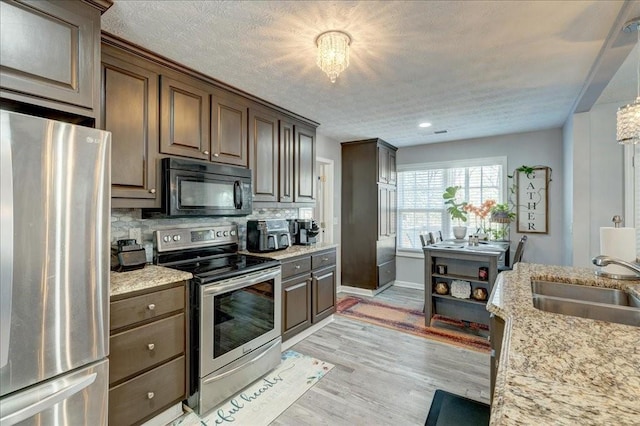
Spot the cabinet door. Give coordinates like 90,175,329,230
279,118,294,203
294,123,316,203
389,149,397,185
211,88,248,167
0,0,99,112
102,53,159,207
249,106,279,202
312,266,336,323
378,185,389,238
389,186,397,236
282,275,312,341
377,145,389,184
160,75,210,160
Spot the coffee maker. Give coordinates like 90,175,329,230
288,219,321,245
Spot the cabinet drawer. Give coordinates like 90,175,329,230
281,256,311,279
110,314,185,384
377,259,396,287
311,250,336,270
110,286,184,331
109,356,186,426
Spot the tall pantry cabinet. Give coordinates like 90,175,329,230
341,139,398,290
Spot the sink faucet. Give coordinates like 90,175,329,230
592,255,640,279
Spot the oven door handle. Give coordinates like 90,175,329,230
202,267,281,296
201,337,281,386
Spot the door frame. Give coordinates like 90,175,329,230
315,156,334,243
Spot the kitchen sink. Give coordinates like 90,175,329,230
531,280,633,306
531,281,640,327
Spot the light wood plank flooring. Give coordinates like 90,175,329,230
272,286,490,426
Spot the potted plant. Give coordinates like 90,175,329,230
489,203,515,241
443,186,468,240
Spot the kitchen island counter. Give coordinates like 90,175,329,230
241,242,339,260
110,265,193,297
489,263,640,425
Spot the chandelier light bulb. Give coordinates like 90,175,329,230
316,31,351,83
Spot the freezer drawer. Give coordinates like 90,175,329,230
0,359,108,426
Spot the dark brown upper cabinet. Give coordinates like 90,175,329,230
101,47,160,208
377,144,397,185
0,0,111,120
279,118,294,203
211,88,248,167
249,105,279,202
294,123,316,203
160,75,210,161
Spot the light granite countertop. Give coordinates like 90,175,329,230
488,263,640,425
240,242,339,260
110,265,193,297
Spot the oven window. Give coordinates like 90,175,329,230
213,280,275,358
179,179,234,208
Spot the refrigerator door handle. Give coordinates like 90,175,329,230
0,373,97,426
0,112,13,368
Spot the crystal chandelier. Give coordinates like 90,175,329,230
316,31,351,83
617,19,640,144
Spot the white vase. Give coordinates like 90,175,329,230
452,226,467,240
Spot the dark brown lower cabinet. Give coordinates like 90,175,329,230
281,248,336,341
490,313,505,403
109,282,188,426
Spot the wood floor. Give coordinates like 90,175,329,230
272,286,490,425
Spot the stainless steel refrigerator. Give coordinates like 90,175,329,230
0,110,111,425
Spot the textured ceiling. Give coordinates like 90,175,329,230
102,0,634,147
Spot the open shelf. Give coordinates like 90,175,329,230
432,272,490,285
432,293,487,305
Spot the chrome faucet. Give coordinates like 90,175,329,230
592,255,640,280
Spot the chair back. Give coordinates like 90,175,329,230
513,235,527,264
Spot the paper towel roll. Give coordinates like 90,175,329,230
599,227,637,275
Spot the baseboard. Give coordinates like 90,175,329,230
339,281,394,296
393,280,423,290
140,402,183,426
281,315,334,350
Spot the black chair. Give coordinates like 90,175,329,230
498,235,527,272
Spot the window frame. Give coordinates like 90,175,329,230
396,156,508,254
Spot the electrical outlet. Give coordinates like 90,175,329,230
129,227,142,244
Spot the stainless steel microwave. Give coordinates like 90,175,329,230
148,158,252,217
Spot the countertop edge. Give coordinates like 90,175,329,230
240,243,339,260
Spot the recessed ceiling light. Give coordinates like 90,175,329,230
419,122,432,128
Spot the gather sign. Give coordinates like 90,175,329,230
516,166,550,234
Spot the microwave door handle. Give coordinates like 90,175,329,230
233,181,242,209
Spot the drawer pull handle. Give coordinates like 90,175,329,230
147,343,155,351
295,265,301,269
322,257,329,261
147,392,155,400
147,304,156,311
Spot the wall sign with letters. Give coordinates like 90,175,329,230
516,166,550,234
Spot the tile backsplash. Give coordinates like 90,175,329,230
111,207,299,251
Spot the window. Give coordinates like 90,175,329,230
397,157,507,251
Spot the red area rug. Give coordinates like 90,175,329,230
336,296,490,353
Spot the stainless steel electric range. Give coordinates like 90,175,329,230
155,225,282,415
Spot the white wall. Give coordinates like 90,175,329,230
566,102,627,267
395,128,564,286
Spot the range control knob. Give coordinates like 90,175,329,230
163,235,171,243
223,231,229,237
230,230,237,236
216,231,223,237
173,235,181,241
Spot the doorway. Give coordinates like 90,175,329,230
314,157,334,243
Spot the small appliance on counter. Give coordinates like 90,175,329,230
288,219,321,245
246,219,291,252
111,239,147,272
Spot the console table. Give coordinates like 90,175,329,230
424,243,507,327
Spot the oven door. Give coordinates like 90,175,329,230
200,267,281,377
167,169,252,217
